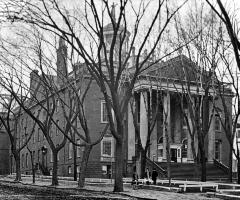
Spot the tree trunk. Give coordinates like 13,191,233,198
140,149,147,179
200,146,206,182
73,144,77,181
166,142,171,186
78,145,92,188
14,152,22,182
114,139,124,192
191,138,199,178
52,151,59,186
228,149,232,182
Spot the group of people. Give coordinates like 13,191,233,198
132,167,158,187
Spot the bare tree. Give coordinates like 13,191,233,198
3,0,188,191
0,91,37,181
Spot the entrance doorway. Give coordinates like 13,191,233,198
171,148,177,162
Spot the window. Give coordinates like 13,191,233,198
56,120,59,136
101,101,108,123
38,149,40,162
32,151,35,164
56,99,59,112
215,140,221,160
57,144,60,161
157,149,163,157
68,142,73,159
77,139,81,158
182,139,188,158
32,129,35,143
68,166,72,174
102,140,112,156
26,153,28,168
38,128,40,142
77,165,80,174
50,102,53,110
215,114,221,131
22,154,24,168
50,150,53,162
49,123,53,137
182,109,188,129
22,135,25,146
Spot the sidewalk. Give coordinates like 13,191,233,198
0,175,221,200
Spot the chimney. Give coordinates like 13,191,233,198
57,36,68,88
30,70,39,97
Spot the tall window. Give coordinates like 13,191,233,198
77,139,81,158
56,120,59,136
182,109,188,129
22,135,25,146
26,153,28,168
50,150,53,162
68,166,72,174
215,114,221,131
32,129,35,143
182,139,188,158
102,138,112,157
49,123,53,137
215,140,221,160
22,154,24,168
77,165,80,174
101,101,108,123
38,149,40,162
56,99,59,112
69,142,73,159
38,128,40,142
32,151,35,164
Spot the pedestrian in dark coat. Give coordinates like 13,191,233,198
152,168,158,185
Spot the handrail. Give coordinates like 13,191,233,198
146,157,167,177
213,159,229,174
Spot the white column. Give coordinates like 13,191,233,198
208,113,215,163
140,91,148,149
163,92,170,161
127,102,135,161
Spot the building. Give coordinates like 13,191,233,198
10,8,232,179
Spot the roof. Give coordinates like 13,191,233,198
145,55,199,82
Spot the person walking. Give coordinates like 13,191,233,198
152,168,158,185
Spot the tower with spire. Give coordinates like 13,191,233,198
101,3,130,63
56,36,68,87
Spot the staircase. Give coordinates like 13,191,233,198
151,162,229,180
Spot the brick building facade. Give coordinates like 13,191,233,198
9,15,232,179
